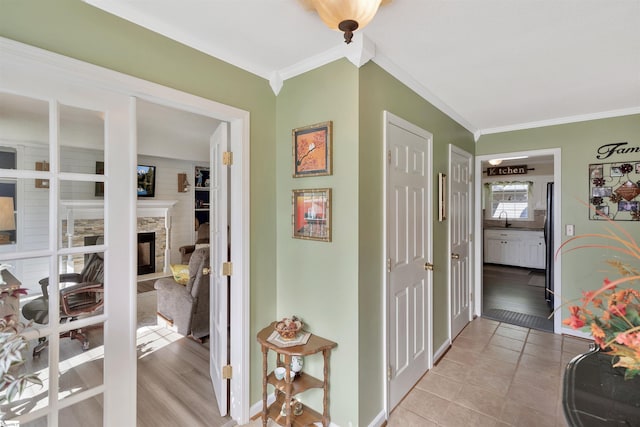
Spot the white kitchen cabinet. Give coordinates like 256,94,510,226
484,229,546,269
523,234,546,269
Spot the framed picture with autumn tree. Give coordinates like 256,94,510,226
292,121,332,177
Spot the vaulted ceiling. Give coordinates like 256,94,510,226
86,0,640,137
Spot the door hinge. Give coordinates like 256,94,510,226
222,151,233,166
222,262,233,276
387,365,392,381
387,150,392,164
469,233,473,242
387,258,391,273
222,364,233,379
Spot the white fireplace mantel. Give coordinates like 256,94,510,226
60,199,178,274
60,199,178,221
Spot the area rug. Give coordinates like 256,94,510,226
137,290,158,327
482,308,553,332
527,271,546,287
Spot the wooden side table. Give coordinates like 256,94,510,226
257,322,337,427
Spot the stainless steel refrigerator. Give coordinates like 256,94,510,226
544,182,554,308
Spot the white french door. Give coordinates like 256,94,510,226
385,112,433,412
449,145,473,340
0,44,136,426
209,122,229,415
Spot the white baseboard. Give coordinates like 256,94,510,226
368,410,386,427
561,327,593,341
433,340,451,364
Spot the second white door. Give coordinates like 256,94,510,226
386,112,433,411
449,145,472,339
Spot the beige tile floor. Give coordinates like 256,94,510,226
388,317,593,427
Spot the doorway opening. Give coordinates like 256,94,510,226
475,150,561,333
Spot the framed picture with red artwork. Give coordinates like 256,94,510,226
292,188,331,242
292,121,332,177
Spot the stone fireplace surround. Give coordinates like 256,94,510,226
60,200,177,275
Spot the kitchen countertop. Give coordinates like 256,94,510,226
484,227,544,231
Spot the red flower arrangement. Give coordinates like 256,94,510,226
560,219,640,380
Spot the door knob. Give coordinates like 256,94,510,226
451,253,460,260
202,267,211,275
424,262,434,271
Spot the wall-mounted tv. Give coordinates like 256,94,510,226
137,165,156,197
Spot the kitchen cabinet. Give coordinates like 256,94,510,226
484,229,545,269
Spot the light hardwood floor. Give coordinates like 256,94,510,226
3,319,229,426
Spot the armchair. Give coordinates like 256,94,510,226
155,246,209,340
22,250,105,357
179,223,209,263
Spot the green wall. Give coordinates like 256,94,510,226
276,59,360,425
275,59,475,425
477,114,640,315
0,0,277,407
358,62,475,423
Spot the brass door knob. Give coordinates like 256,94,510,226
451,253,460,260
424,262,434,271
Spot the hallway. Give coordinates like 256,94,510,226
482,265,554,332
388,317,591,426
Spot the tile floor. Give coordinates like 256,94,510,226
388,317,593,427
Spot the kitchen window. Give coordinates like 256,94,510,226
486,181,533,220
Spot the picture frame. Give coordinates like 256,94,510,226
591,186,612,197
589,164,603,179
293,121,332,177
292,188,331,242
610,166,623,177
438,173,447,221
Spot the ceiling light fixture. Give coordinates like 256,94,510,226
312,0,384,44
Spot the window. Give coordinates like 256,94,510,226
487,181,532,220
0,147,17,245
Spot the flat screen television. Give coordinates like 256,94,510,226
137,165,156,197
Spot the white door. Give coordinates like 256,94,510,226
449,145,473,339
385,112,433,411
209,122,230,415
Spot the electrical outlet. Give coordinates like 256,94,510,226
566,224,575,236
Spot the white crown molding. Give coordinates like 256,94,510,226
372,53,477,134
345,33,376,68
478,106,640,138
269,71,284,95
83,0,273,80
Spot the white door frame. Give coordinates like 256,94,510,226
473,148,562,333
448,144,473,342
1,37,252,424
383,111,433,417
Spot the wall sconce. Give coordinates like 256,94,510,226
0,197,16,245
488,159,503,166
177,173,191,193
35,160,49,188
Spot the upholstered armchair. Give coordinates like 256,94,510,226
154,247,210,340
178,223,209,263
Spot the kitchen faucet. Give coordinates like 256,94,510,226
498,211,512,228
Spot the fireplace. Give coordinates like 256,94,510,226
137,232,156,275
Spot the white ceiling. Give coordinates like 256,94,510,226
86,0,640,136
